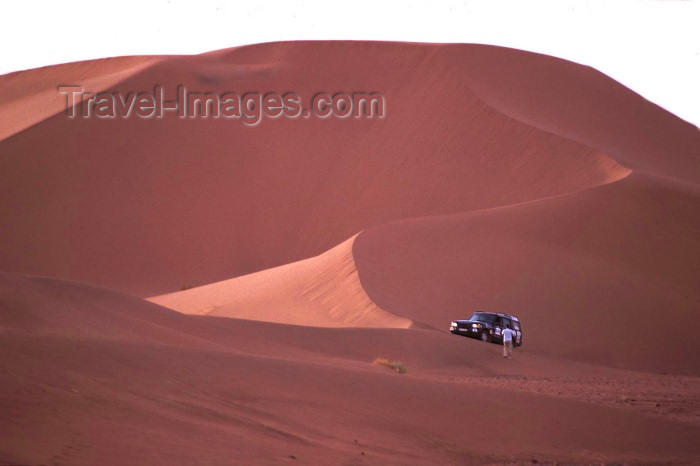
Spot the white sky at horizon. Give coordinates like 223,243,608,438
2,0,699,126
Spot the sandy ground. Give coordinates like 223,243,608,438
1,274,699,465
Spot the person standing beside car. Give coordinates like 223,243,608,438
502,324,514,359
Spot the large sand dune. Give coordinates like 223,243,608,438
1,42,641,295
2,41,699,463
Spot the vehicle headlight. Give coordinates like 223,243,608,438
450,322,457,327
472,323,481,328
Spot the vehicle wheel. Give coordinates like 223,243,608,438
481,331,490,343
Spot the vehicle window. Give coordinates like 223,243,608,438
468,313,495,323
512,321,521,331
503,318,512,328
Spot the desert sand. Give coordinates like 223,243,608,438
1,41,699,464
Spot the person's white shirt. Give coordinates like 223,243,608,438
502,328,515,343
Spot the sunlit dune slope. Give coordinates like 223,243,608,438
150,235,412,328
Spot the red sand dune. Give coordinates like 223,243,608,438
2,41,700,463
1,42,637,296
152,171,700,374
2,273,699,464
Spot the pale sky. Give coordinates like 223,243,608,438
2,0,698,126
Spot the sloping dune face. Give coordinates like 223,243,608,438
150,235,412,328
352,173,700,374
0,42,635,296
444,44,700,183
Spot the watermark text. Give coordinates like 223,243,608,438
58,86,385,125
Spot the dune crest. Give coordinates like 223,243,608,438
150,235,412,328
0,56,162,141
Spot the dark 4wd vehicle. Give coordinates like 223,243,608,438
450,312,523,346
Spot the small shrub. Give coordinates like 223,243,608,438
373,358,408,374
